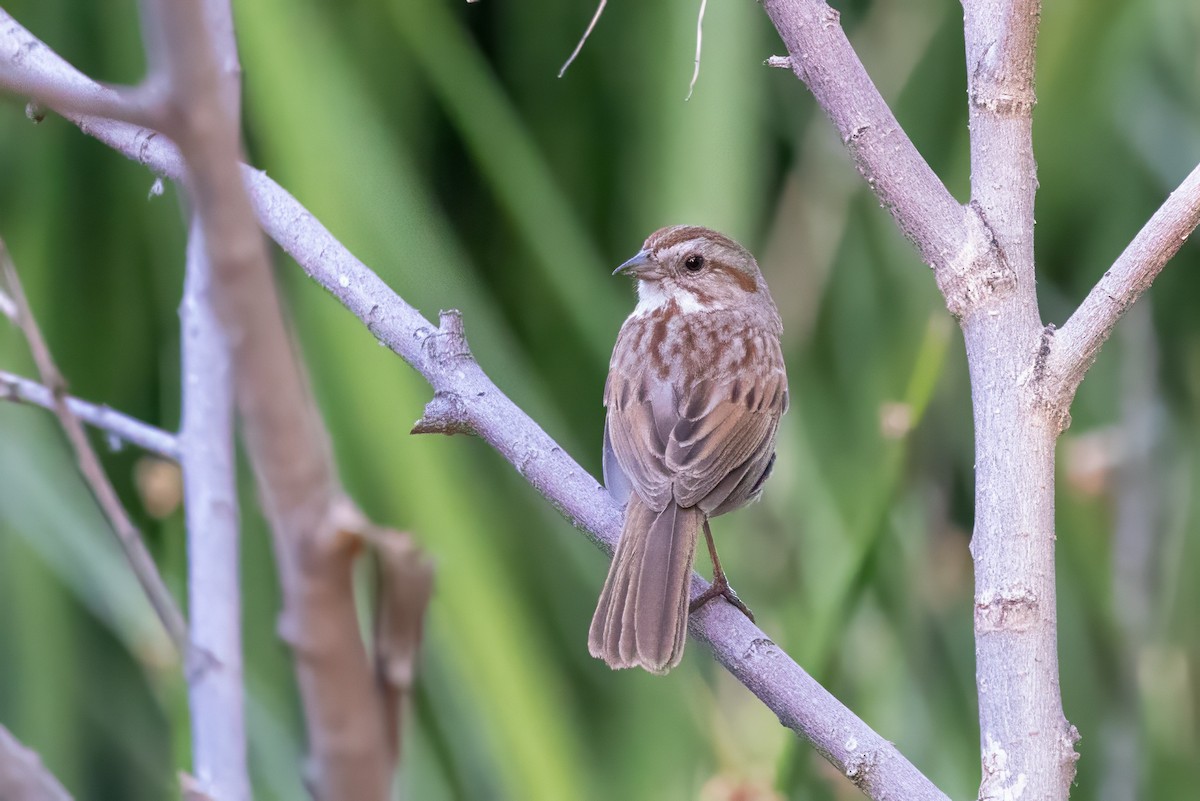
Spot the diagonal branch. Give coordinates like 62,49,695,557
0,245,188,651
0,15,947,800
0,725,73,801
0,370,180,459
760,0,1002,317
1045,161,1200,405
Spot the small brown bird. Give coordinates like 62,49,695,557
590,225,788,674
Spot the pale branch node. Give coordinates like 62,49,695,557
0,17,951,799
1045,160,1200,406
0,725,73,801
0,370,181,459
0,245,188,652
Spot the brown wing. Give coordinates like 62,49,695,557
604,368,676,511
665,372,787,510
605,366,787,514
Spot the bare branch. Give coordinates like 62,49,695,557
0,245,188,651
0,726,73,801
0,16,948,799
173,0,249,796
558,0,607,78
181,226,249,801
1046,161,1200,403
959,3,1079,800
0,370,180,459
685,0,708,101
0,57,166,129
760,0,1003,317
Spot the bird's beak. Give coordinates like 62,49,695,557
613,250,653,277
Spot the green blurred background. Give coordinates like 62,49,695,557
1,0,1198,798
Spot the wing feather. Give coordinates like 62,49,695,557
604,310,787,515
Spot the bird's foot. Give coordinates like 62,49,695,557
689,577,755,623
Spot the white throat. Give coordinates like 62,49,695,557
631,281,715,316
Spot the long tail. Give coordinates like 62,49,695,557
588,497,701,675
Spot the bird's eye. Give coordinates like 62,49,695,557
684,254,705,272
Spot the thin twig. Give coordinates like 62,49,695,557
558,0,607,78
0,370,180,459
0,243,188,652
0,725,74,801
1046,160,1200,403
685,0,708,101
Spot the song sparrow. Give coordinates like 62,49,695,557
589,225,789,675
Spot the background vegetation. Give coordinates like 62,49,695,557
1,0,1198,798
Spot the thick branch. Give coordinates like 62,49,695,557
961,3,1077,801
0,726,73,801
0,17,947,800
0,370,180,459
760,0,1004,317
1045,161,1200,404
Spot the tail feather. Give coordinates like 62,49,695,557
589,497,702,674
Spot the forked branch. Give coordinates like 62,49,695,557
760,0,1001,317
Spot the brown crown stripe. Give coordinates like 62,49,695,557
645,225,743,255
